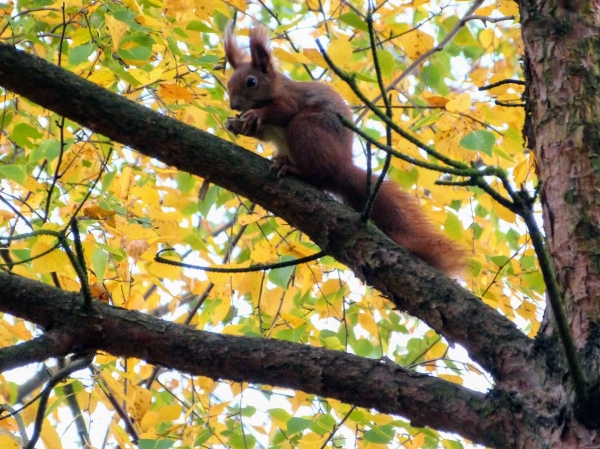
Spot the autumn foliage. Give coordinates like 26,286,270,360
0,0,543,448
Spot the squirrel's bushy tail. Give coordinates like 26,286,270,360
332,165,465,277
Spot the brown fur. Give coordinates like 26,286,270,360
224,25,465,276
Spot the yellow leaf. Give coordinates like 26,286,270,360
141,410,159,432
209,297,231,325
222,324,244,335
425,340,448,360
22,176,44,192
88,67,117,87
128,386,152,423
494,202,516,223
31,241,70,274
469,67,489,85
260,286,284,316
148,258,182,280
227,0,246,10
303,48,328,68
84,204,117,220
280,312,306,328
207,401,228,417
298,432,326,448
445,93,471,113
479,28,497,49
129,67,164,85
421,92,448,108
272,47,312,65
238,212,267,225
475,4,496,16
157,404,182,422
0,434,20,449
358,312,378,336
0,323,15,349
513,155,534,185
41,419,63,449
0,210,15,222
106,14,128,49
193,0,213,20
400,30,434,60
251,241,278,264
70,28,91,47
123,0,144,14
158,83,194,103
5,320,32,340
517,300,538,321
327,38,353,70
497,0,520,16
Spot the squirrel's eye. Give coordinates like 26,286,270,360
246,77,257,88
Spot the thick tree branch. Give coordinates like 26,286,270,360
0,332,74,372
0,271,514,447
0,43,533,382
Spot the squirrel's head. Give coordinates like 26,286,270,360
224,25,277,112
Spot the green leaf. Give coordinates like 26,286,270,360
68,43,97,66
353,338,374,357
176,172,196,194
111,9,138,27
376,49,394,80
0,165,27,184
92,249,109,283
32,139,62,163
310,414,336,435
490,255,510,267
459,130,495,157
229,433,256,449
241,406,256,417
117,34,155,62
339,12,369,31
186,20,215,33
268,255,296,288
287,417,312,435
11,123,43,149
363,424,395,444
268,408,292,422
274,323,308,343
444,212,462,240
412,110,443,130
197,185,220,217
139,439,174,449
100,170,117,194
194,428,212,446
117,44,152,63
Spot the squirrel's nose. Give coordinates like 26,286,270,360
230,98,242,111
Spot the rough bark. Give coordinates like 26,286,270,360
0,271,512,447
519,0,600,445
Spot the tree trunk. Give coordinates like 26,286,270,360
516,0,600,445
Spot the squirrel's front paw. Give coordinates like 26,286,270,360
225,116,244,135
240,109,264,136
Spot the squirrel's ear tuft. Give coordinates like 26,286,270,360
224,23,246,69
249,26,273,73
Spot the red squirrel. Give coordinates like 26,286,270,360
224,26,464,276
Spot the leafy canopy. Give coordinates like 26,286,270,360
0,0,535,447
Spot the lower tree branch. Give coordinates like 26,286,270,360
0,271,513,447
0,332,73,373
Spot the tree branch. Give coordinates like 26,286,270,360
0,271,513,448
0,332,73,372
0,43,533,383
